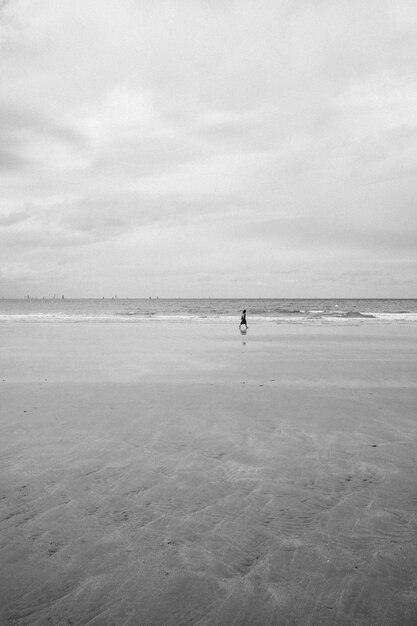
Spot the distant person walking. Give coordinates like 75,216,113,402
239,309,248,331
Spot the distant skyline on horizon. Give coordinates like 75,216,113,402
2,294,416,301
1,1,416,298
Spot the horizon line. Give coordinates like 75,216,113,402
1,296,416,301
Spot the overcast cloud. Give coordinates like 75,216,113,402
1,0,416,297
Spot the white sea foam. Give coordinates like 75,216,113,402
370,312,417,322
1,312,416,325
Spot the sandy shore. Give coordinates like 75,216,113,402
1,322,417,625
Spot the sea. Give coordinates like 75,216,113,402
1,298,416,325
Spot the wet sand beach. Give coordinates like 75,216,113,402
1,322,417,625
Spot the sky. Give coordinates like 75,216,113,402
1,0,416,298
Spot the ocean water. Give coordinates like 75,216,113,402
1,298,416,324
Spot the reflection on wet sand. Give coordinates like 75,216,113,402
1,323,417,624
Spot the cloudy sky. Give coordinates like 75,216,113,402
1,0,416,298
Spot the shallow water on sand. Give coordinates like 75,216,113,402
1,323,417,624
